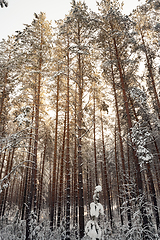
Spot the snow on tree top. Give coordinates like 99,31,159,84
94,185,102,193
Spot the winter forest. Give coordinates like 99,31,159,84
0,0,160,239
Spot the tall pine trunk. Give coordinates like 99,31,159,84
21,105,34,220
0,150,11,216
57,112,66,228
50,72,60,229
140,30,160,119
26,46,42,240
109,46,132,228
65,36,71,240
1,147,15,217
73,85,78,238
114,124,124,226
0,72,8,123
77,20,84,239
100,109,113,228
93,82,98,186
37,139,47,222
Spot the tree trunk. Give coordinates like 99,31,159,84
37,139,47,222
21,106,34,220
0,72,8,123
26,48,42,239
93,82,98,186
1,147,15,217
0,149,6,180
0,150,11,216
114,124,124,226
109,46,132,228
65,36,71,240
57,112,66,228
50,71,60,230
100,110,113,228
146,162,159,230
140,30,160,119
73,85,78,238
77,20,84,239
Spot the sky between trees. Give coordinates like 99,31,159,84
0,0,146,40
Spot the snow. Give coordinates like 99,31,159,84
94,185,102,193
14,106,31,126
85,220,102,240
131,122,153,164
85,186,104,240
90,202,104,218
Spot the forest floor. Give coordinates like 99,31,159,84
0,216,160,239
0,207,160,239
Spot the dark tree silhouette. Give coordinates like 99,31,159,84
0,0,8,8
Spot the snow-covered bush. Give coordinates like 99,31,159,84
85,185,104,240
131,122,153,165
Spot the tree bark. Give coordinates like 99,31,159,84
109,45,132,228
65,35,71,240
77,20,84,239
1,147,15,217
57,112,66,228
114,124,124,226
93,82,98,186
50,72,60,230
100,110,113,228
0,150,11,216
37,139,47,222
140,30,160,119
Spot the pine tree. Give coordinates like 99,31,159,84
96,1,155,238
13,12,53,239
132,4,160,119
59,2,96,238
0,0,8,8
